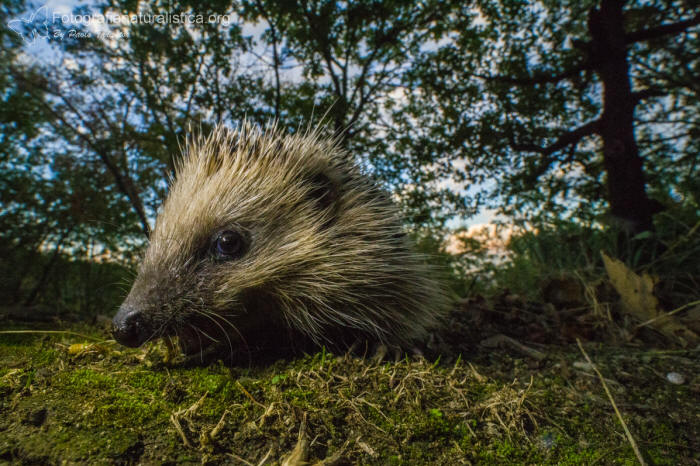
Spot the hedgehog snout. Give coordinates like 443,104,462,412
112,303,153,348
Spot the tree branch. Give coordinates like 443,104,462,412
479,61,591,86
255,0,281,120
511,118,601,156
625,12,700,44
631,87,666,103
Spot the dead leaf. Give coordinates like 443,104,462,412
601,251,698,346
679,304,700,335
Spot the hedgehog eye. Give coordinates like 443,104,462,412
213,230,245,260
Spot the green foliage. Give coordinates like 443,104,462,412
493,220,616,298
0,247,132,317
491,205,700,305
410,229,477,298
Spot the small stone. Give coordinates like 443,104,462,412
573,361,593,371
666,372,685,385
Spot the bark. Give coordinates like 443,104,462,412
588,0,656,233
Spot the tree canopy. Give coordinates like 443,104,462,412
402,0,699,231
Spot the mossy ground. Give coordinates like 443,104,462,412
0,321,698,465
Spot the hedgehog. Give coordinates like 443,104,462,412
112,123,450,359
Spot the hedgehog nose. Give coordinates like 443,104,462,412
112,304,150,348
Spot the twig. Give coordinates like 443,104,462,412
256,447,273,466
170,392,208,448
236,381,266,408
282,413,309,466
635,299,700,330
210,410,229,439
0,330,111,343
169,413,192,448
480,334,547,361
227,452,254,466
645,218,700,268
576,339,646,466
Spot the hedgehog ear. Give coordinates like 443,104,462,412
306,172,338,213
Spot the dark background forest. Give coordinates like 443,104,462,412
1,0,698,336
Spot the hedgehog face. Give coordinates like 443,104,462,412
112,125,345,355
112,124,447,358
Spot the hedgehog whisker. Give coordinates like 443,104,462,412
144,310,179,349
183,323,206,364
206,310,247,363
190,308,235,362
195,325,220,344
193,325,205,364
213,310,249,351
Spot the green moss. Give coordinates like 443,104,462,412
0,325,697,464
63,368,116,392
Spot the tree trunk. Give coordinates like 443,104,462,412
588,0,655,233
24,228,71,306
